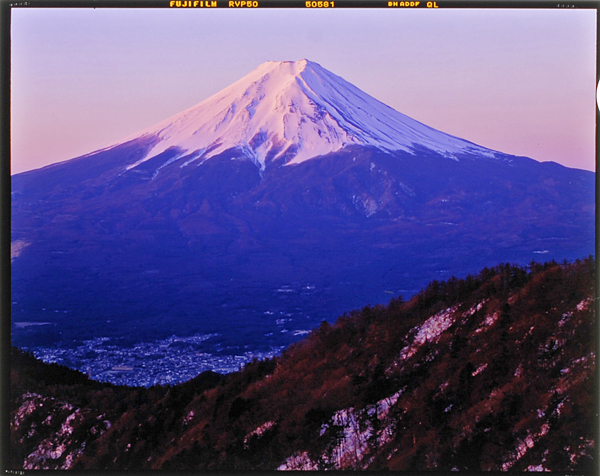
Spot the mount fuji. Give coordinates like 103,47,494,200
11,60,594,379
115,59,498,170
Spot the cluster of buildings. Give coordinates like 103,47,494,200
25,335,284,387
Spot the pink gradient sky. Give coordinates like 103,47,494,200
11,7,597,174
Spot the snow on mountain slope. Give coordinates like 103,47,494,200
118,59,499,172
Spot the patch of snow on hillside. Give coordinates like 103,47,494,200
18,397,111,470
472,363,488,377
22,407,84,469
413,307,457,344
501,424,550,471
280,388,403,470
244,421,276,448
526,464,550,471
180,149,206,167
328,408,373,468
366,389,403,420
576,298,593,312
183,410,195,426
151,154,187,179
467,301,485,316
396,307,457,362
278,451,319,470
12,393,46,430
474,310,500,334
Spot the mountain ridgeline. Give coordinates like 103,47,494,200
10,258,596,471
11,60,595,366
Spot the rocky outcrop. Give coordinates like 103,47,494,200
9,259,596,472
11,392,110,469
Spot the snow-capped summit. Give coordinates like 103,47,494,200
121,59,498,171
11,58,595,396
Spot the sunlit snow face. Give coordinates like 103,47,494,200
119,59,500,172
11,8,596,175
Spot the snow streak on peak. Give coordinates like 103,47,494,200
121,59,499,171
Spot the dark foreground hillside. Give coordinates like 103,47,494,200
9,258,596,471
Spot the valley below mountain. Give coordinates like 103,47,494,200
11,59,595,385
10,258,596,471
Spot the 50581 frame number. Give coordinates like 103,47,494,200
306,1,334,7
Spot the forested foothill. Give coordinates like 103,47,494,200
9,257,596,471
